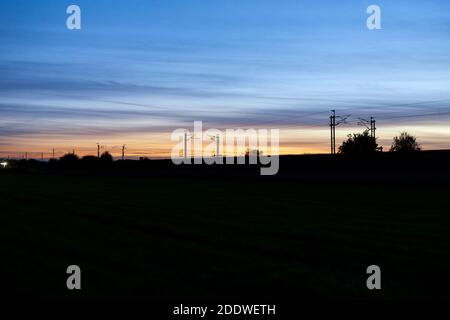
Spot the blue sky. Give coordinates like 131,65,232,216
1,0,450,156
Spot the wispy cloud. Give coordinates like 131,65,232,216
1,0,450,154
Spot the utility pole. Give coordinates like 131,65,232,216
216,134,220,157
121,145,126,160
184,132,187,160
330,110,350,154
52,148,55,159
97,143,100,158
41,152,44,161
209,134,220,157
370,117,376,138
330,110,336,154
358,116,376,138
184,132,192,160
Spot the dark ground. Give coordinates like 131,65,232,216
1,153,450,300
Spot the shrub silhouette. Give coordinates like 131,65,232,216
59,153,79,162
390,132,421,152
100,151,113,162
338,131,379,154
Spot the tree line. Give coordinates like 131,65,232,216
339,131,421,154
54,131,421,161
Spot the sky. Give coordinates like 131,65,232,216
1,0,450,158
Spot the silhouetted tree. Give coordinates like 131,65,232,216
338,130,379,154
100,151,113,162
390,132,421,152
59,152,79,162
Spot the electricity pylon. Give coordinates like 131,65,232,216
121,144,126,160
209,134,220,157
183,131,192,160
357,116,376,138
330,110,350,154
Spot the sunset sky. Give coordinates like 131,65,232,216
1,0,450,158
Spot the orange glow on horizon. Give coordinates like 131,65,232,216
1,124,449,159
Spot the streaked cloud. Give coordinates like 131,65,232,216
1,0,450,156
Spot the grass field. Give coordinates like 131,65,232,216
1,173,449,299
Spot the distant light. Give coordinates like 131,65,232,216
0,161,7,168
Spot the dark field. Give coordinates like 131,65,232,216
1,173,449,300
